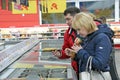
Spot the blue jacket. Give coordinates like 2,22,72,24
76,24,114,72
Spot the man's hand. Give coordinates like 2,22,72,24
65,48,76,59
52,50,61,57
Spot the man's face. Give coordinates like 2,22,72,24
64,13,74,27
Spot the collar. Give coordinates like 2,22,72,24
68,27,77,35
68,27,72,34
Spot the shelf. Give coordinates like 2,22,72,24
114,38,120,44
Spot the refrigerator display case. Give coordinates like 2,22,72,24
1,61,77,80
0,39,77,80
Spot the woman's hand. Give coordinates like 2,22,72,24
74,37,82,45
71,44,82,53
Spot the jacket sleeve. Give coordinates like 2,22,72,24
59,31,70,59
76,34,112,70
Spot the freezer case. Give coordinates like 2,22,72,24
1,61,77,80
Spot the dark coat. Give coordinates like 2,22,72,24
76,24,114,72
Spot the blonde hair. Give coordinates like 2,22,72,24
72,12,97,33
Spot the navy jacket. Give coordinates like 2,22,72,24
76,24,114,72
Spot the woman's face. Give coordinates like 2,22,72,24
76,27,89,38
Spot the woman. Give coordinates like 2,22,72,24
66,12,113,76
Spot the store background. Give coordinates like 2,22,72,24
0,0,120,40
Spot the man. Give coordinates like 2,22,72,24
52,6,80,76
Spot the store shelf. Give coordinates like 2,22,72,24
114,38,120,44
